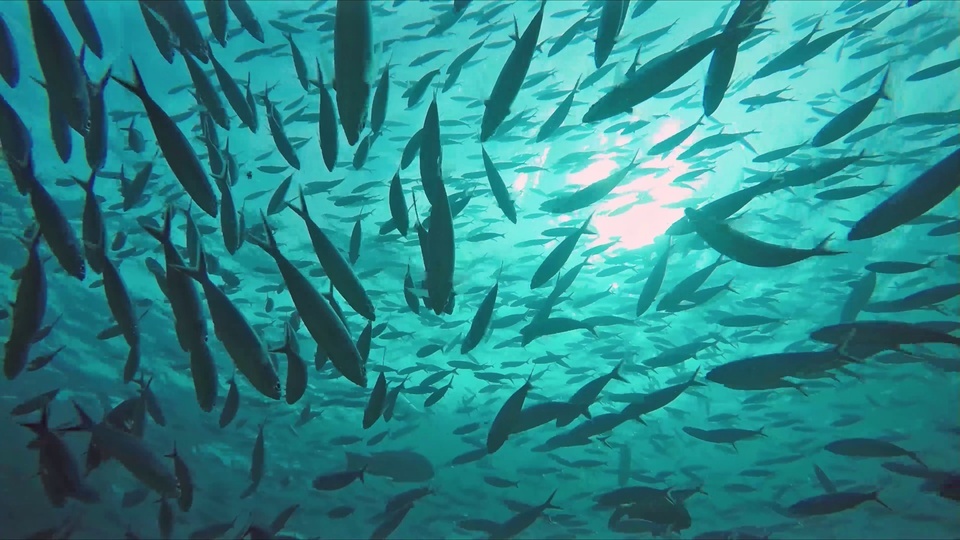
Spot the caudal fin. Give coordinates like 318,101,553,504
877,68,892,101
815,234,847,256
871,491,892,511
142,206,174,244
58,401,96,432
111,59,148,100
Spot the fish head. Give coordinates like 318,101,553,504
339,86,371,146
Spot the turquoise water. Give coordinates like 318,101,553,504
1,0,959,538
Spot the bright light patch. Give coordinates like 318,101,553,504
512,147,549,205
560,118,707,251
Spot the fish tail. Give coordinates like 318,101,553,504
123,343,141,382
111,59,148,100
269,340,293,356
19,404,50,434
172,249,208,282
871,491,892,511
358,464,368,483
815,234,846,256
142,206,173,244
612,360,628,383
72,172,90,192
723,279,737,294
907,452,927,468
64,401,96,432
878,67,892,101
99,66,112,90
287,186,309,219
247,212,278,255
543,489,560,510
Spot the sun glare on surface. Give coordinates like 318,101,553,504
511,118,711,253
566,118,702,251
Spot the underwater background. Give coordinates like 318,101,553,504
0,0,959,538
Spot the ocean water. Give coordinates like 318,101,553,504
0,0,959,539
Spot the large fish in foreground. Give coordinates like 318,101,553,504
0,13,19,87
112,59,219,218
480,0,547,141
584,32,723,123
250,214,367,388
848,149,960,241
28,0,90,135
334,0,375,146
174,251,281,400
684,207,844,267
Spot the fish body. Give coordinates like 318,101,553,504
4,235,47,380
334,0,375,145
685,207,843,267
848,149,960,240
112,60,218,217
250,214,367,388
481,0,547,141
28,0,90,135
175,251,281,400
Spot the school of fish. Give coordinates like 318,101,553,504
0,0,958,538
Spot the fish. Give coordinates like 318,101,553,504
813,70,890,147
203,0,228,47
250,213,367,388
4,234,47,380
174,250,281,400
64,403,179,498
272,322,308,405
461,267,500,354
208,48,255,131
480,145,517,223
143,0,209,62
28,0,90,135
313,59,339,171
286,187,375,321
531,213,594,289
27,175,86,280
284,33,309,92
487,372,534,454
481,0,546,141
594,0,629,69
584,33,722,123
334,0,375,145
787,490,890,517
112,60,219,217
685,207,844,267
0,13,19,87
848,149,960,240
228,0,264,43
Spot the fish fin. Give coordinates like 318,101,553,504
170,249,208,282
907,452,926,468
61,401,96,432
872,491,892,511
877,67,892,101
814,233,846,256
111,58,148,100
543,489,560,510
